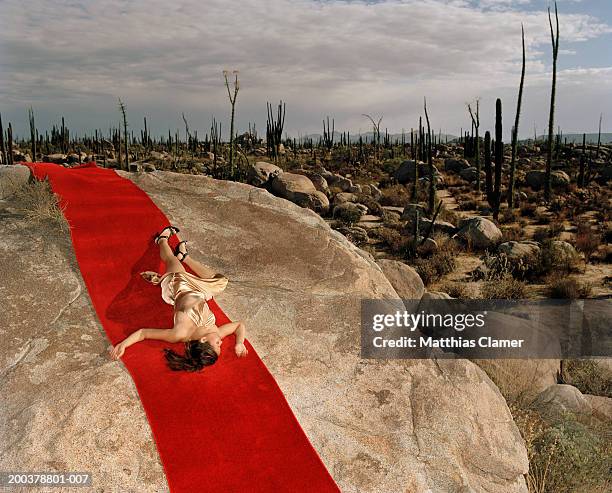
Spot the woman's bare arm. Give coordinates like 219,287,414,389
218,320,248,357
109,326,187,360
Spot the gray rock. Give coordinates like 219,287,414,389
394,160,437,184
444,158,471,172
525,170,570,190
377,259,425,300
584,395,612,421
332,192,357,206
460,166,482,182
309,173,330,195
329,174,353,192
270,172,330,213
456,217,502,249
43,153,68,164
369,183,382,200
498,241,540,261
533,384,593,418
247,161,283,187
0,164,32,199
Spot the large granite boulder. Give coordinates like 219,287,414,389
246,161,283,187
1,167,529,493
460,166,483,182
456,217,502,249
444,158,471,173
525,170,570,190
377,259,425,300
269,172,330,213
533,384,593,418
0,164,33,199
394,160,438,184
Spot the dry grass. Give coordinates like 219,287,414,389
412,250,457,286
501,224,524,242
379,183,409,207
437,280,474,299
561,360,612,398
375,226,411,254
480,274,528,299
547,276,593,299
574,225,602,264
12,177,70,232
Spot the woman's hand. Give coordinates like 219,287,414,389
235,342,248,358
109,342,126,360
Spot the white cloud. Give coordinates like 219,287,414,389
0,0,610,139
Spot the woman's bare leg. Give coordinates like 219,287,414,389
174,233,217,278
158,237,186,274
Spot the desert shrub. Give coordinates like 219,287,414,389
381,209,401,225
12,177,69,231
520,202,537,218
499,208,519,224
535,210,552,225
537,240,583,276
477,252,538,281
437,206,459,225
457,196,479,211
480,274,527,299
333,205,363,225
501,224,523,242
574,225,602,264
437,281,473,299
603,225,612,245
379,184,408,207
433,233,462,254
561,360,612,398
375,226,410,254
547,277,592,299
413,250,457,286
528,413,611,493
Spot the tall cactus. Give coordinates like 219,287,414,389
322,116,334,151
468,100,480,191
508,24,526,208
266,100,286,163
484,131,492,203
223,70,240,177
493,98,503,221
424,97,435,214
0,113,5,165
28,107,36,162
545,1,559,201
578,133,586,187
7,122,13,165
118,98,129,170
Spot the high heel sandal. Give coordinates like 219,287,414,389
174,240,189,261
154,225,180,245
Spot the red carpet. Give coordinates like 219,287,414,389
23,162,339,493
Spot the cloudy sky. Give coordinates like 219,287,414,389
1,0,611,140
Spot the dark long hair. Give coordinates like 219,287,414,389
163,340,218,372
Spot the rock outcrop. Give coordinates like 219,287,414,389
1,165,529,493
456,216,502,249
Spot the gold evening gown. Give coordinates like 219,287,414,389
140,270,229,328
